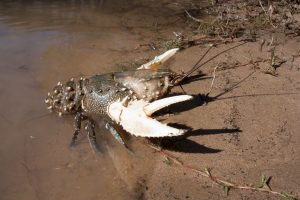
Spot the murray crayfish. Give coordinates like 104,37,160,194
45,48,201,149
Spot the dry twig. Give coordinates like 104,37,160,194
206,65,219,96
145,143,298,199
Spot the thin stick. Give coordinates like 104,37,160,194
145,143,298,199
258,0,268,17
185,9,206,23
258,0,276,28
206,65,219,96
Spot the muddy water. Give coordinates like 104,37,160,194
0,1,190,199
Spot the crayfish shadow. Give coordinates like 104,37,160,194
148,137,221,154
148,124,241,153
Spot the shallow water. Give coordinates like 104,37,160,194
2,1,300,200
0,1,189,199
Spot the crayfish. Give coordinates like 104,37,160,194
45,48,200,149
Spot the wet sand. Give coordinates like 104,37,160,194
0,1,300,200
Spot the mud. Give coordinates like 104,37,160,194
0,1,300,200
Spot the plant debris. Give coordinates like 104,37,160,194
184,0,300,39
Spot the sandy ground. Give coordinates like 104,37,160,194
0,1,299,200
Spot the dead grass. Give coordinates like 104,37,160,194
183,0,300,39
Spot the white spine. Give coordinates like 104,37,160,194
138,48,179,70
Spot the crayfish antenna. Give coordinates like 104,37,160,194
173,41,249,86
172,44,214,86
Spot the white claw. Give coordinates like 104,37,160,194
138,48,179,70
108,95,193,137
144,95,192,116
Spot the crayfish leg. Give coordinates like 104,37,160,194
70,112,83,148
85,119,101,152
105,123,132,152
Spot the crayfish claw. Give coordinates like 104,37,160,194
108,95,193,137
